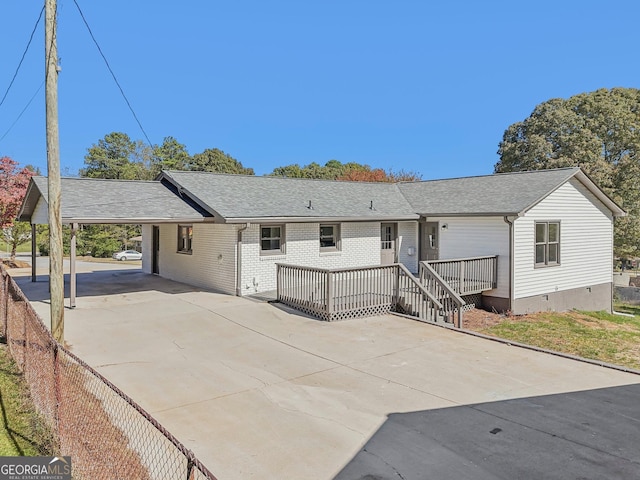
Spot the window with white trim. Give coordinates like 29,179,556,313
535,221,560,266
177,225,193,253
320,224,340,251
261,225,284,254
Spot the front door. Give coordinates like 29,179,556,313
420,222,439,261
152,226,160,274
380,223,397,264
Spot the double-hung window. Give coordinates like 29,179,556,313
535,221,560,266
177,225,193,254
320,224,340,251
261,225,284,254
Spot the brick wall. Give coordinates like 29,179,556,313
240,221,418,295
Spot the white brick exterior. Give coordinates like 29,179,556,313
142,223,237,295
242,222,379,294
141,221,419,296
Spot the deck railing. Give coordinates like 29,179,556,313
276,263,445,323
422,255,498,295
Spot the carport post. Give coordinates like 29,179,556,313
70,223,77,308
31,224,36,282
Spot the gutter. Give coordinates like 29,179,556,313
503,215,516,312
236,223,250,296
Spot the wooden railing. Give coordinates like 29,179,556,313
418,262,465,327
276,263,446,324
395,263,445,324
422,255,498,295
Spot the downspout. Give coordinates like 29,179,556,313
236,223,250,296
503,216,515,313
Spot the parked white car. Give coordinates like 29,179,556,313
112,250,142,261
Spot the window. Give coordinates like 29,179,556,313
261,225,284,254
320,224,340,251
177,225,193,253
535,221,560,266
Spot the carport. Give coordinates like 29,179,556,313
17,176,212,307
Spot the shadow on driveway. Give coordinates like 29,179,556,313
335,383,640,480
13,270,200,303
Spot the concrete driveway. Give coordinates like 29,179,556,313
11,264,640,480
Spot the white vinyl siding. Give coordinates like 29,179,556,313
513,178,613,299
156,223,237,295
435,216,510,298
397,221,418,273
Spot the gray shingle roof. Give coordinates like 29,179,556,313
160,171,419,221
398,167,586,216
19,177,209,223
18,167,624,225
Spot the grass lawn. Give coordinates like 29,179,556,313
0,241,30,255
472,307,640,370
0,344,54,456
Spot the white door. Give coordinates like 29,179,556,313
380,223,397,264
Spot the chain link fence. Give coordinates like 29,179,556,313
0,266,218,480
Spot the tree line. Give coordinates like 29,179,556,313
80,132,420,182
495,87,640,259
2,87,639,259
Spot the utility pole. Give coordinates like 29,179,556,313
45,0,64,342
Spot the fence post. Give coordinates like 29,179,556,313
326,271,334,321
2,272,8,339
459,261,465,294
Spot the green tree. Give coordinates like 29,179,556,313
270,160,367,179
2,221,32,262
270,160,421,182
495,87,640,257
186,148,254,174
80,132,151,180
149,136,191,178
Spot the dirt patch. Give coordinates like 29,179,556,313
463,308,515,330
2,259,31,269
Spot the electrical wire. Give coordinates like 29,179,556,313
71,0,153,147
0,5,45,109
0,81,44,143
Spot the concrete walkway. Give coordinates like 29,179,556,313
10,265,640,480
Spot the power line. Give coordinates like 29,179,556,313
0,5,45,109
0,81,44,143
71,0,153,147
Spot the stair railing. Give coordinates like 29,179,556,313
418,261,465,327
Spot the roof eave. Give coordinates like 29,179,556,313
223,215,420,224
17,178,43,222
573,169,626,217
420,212,524,218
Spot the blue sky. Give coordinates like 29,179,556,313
0,1,638,179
